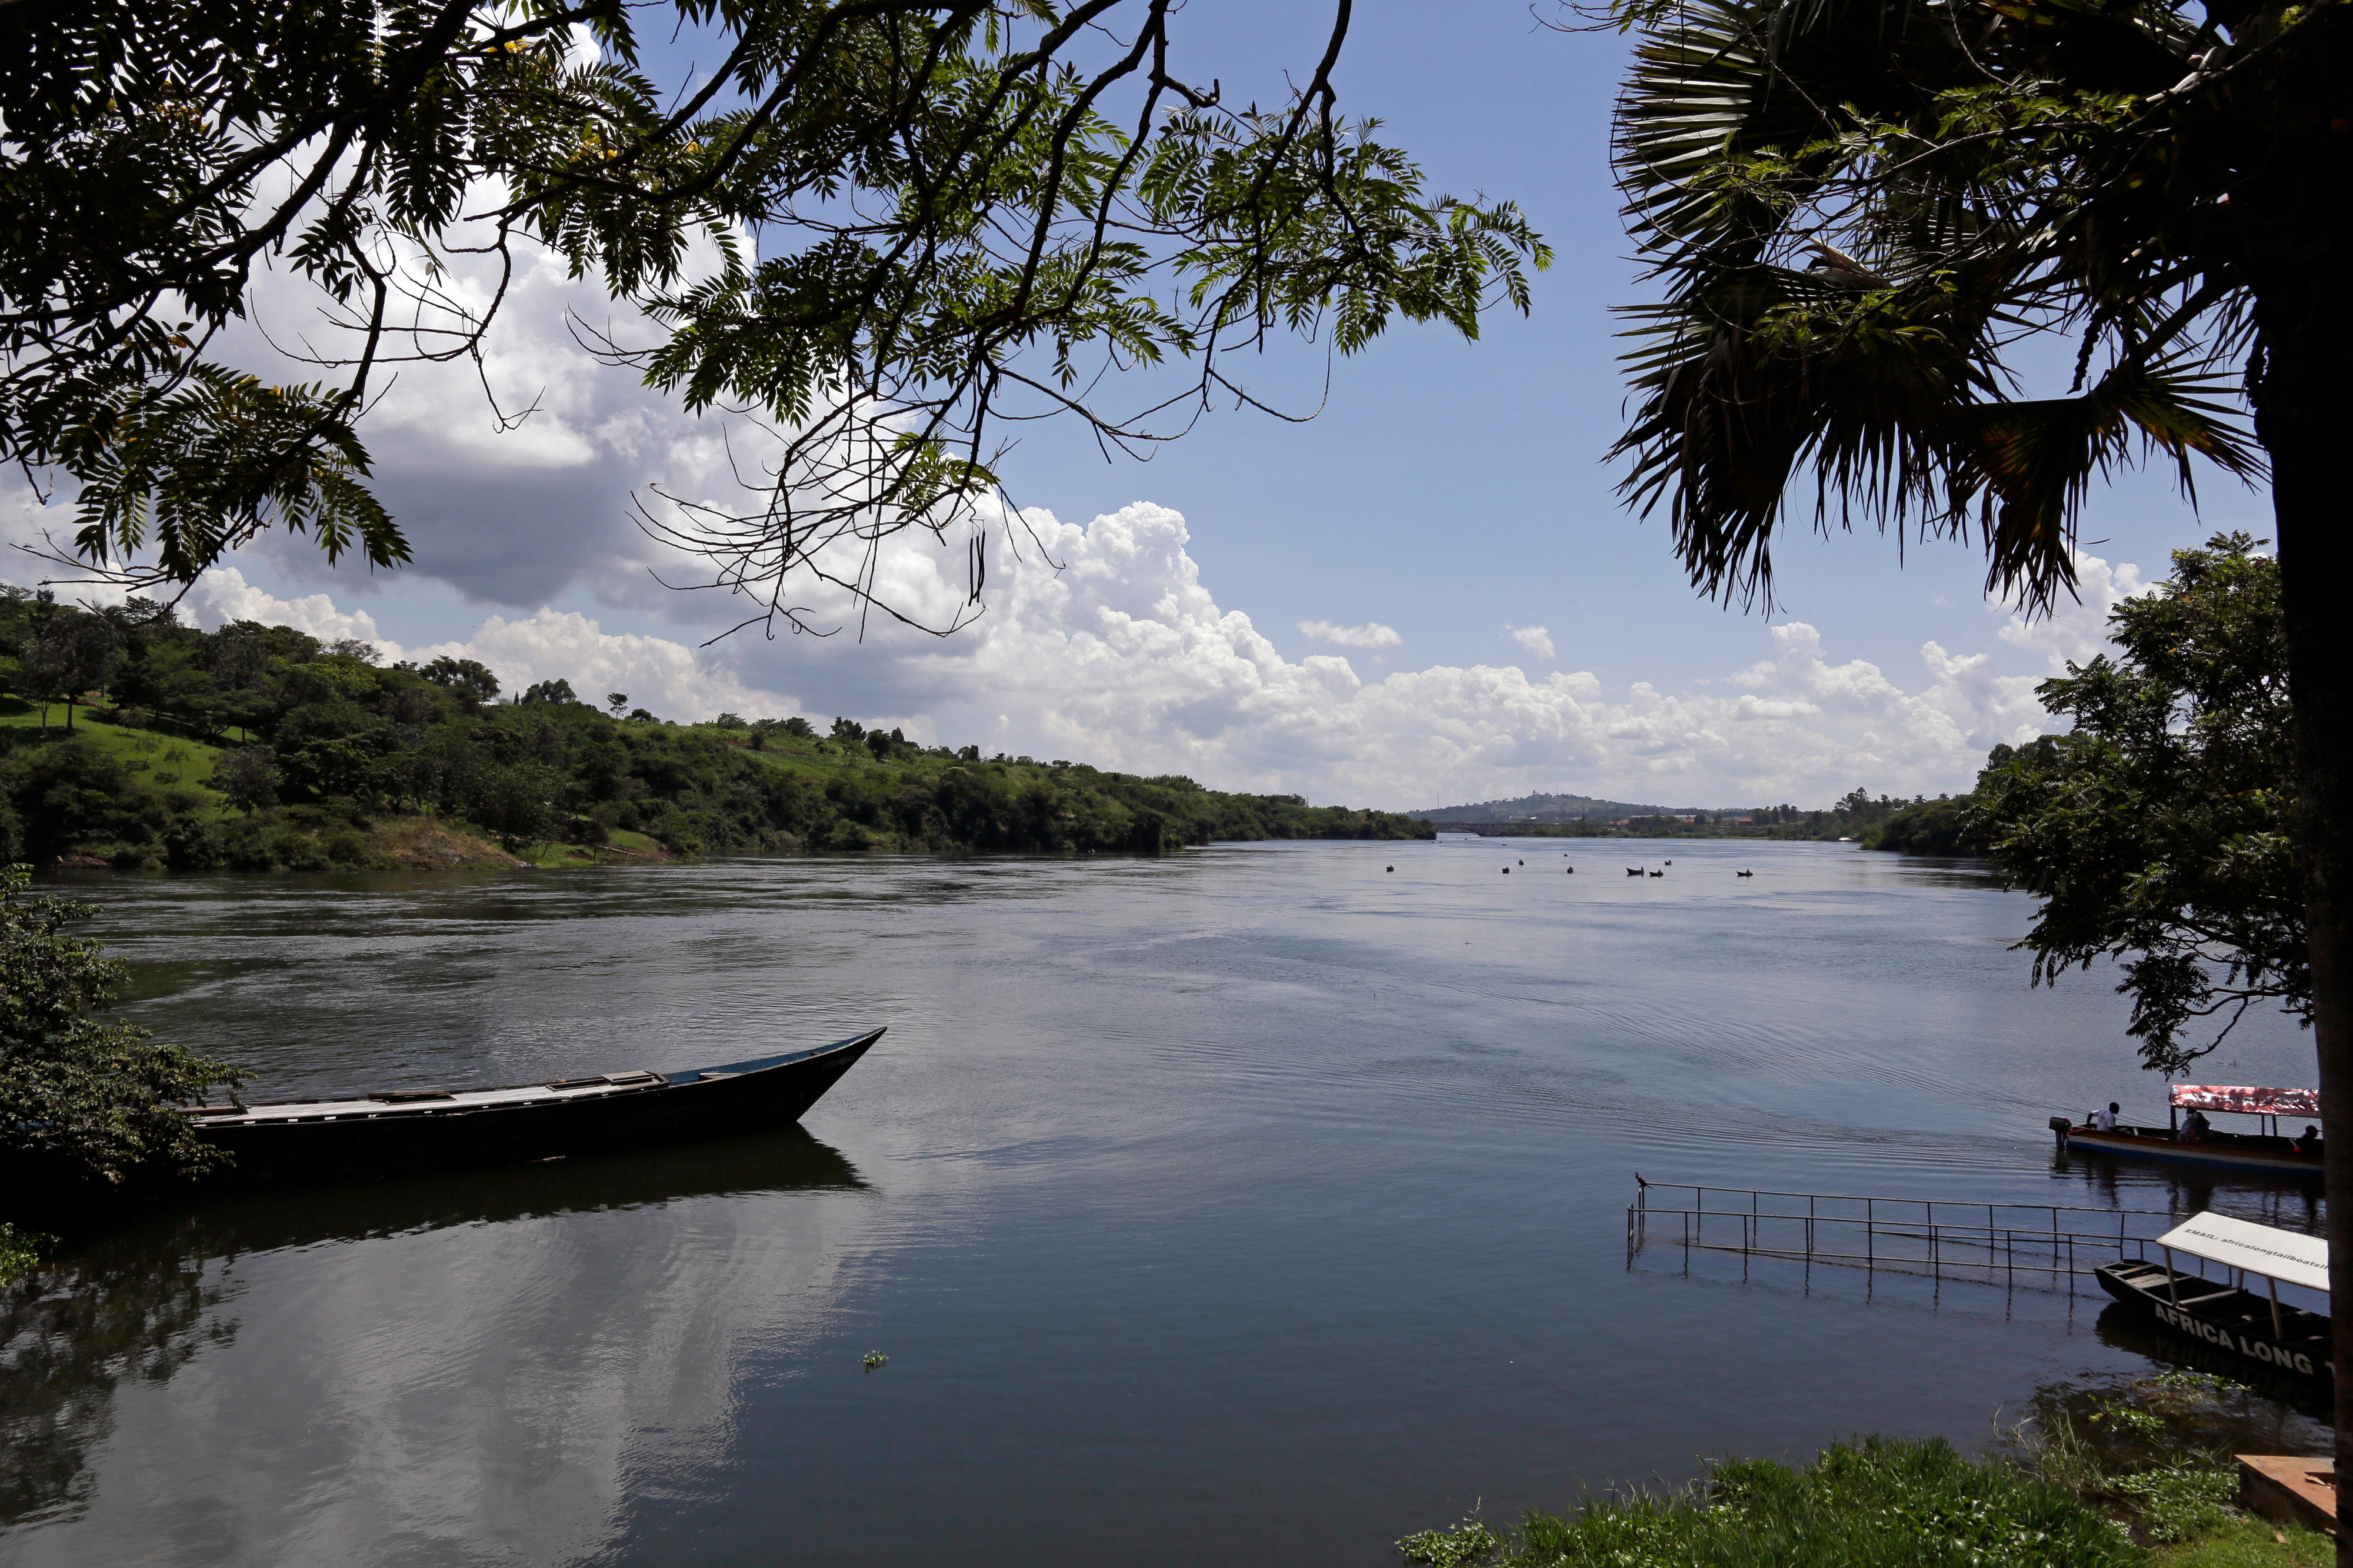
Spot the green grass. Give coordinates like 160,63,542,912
2152,1517,2332,1568
1400,1438,2137,1568
511,828,671,867
0,702,233,816
1402,1373,2335,1568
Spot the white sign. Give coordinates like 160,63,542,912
2154,1210,2329,1294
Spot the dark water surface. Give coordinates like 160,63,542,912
0,838,2328,1567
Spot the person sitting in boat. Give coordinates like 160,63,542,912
2093,1103,2119,1132
2181,1108,2212,1142
2295,1125,2322,1153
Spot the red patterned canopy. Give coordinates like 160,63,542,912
2170,1084,2321,1118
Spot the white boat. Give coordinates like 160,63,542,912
2095,1210,2330,1390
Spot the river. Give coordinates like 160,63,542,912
0,838,2327,1566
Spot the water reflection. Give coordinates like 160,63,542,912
0,1128,864,1560
7,841,2328,1568
0,1250,222,1530
2046,1153,2326,1235
2091,1303,2335,1420
135,1121,865,1252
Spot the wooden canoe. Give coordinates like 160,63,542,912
176,1027,884,1182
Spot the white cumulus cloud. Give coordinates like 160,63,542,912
75,502,2127,810
1995,551,2155,672
1506,624,1555,660
181,568,799,723
189,569,394,649
1298,618,1403,649
698,501,2078,807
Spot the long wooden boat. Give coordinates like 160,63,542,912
2093,1210,2332,1394
176,1027,884,1182
2094,1259,2331,1390
2054,1120,2324,1176
2051,1083,2324,1178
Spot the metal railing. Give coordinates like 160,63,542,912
1626,1176,2189,1293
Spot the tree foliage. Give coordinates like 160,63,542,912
2,1,1545,633
1860,795,1982,856
1974,534,2302,1074
0,593,1430,865
0,867,245,1186
1601,0,2334,610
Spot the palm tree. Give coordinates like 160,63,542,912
1610,0,2353,1494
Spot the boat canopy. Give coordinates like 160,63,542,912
2153,1211,2329,1293
2170,1084,2321,1118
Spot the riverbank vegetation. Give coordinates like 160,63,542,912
0,592,1429,869
1858,538,2302,1073
0,868,241,1186
1398,1372,2324,1568
0,1223,45,1286
1969,537,2300,1076
1860,795,1985,856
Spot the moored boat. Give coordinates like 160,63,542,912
176,1027,885,1182
2091,1210,2331,1392
2052,1083,2324,1178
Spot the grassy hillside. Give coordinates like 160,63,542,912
0,595,1428,870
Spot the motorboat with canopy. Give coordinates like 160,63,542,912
2051,1085,2322,1177
2094,1210,2331,1390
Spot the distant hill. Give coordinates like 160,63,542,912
1409,792,1756,822
1407,787,1943,843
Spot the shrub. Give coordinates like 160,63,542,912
0,867,246,1186
0,1222,48,1284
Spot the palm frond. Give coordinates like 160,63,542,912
1964,355,2262,605
1608,0,2248,617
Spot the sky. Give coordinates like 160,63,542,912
1,1,2272,812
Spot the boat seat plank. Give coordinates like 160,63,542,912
2172,1289,2247,1307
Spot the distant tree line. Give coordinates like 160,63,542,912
1438,790,1945,841
0,592,1429,868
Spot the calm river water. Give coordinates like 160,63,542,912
0,838,2328,1567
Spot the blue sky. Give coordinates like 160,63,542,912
3,2,2267,809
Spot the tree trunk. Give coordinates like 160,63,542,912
2254,319,2353,1562
2232,27,2353,1553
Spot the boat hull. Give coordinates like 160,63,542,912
2094,1260,2332,1391
2058,1124,2323,1179
188,1029,884,1183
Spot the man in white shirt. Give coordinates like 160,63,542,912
2092,1103,2119,1132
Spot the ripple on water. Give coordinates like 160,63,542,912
5,840,2321,1568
